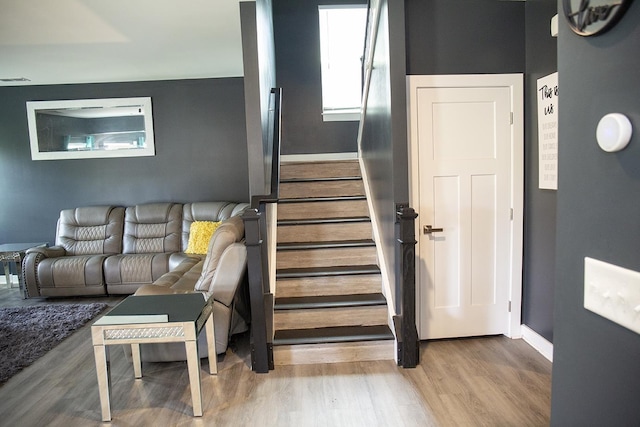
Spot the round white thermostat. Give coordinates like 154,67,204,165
596,113,633,152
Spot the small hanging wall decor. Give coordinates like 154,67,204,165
563,0,631,36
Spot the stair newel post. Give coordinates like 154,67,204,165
242,207,274,373
394,204,419,368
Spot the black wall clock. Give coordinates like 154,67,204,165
563,0,632,36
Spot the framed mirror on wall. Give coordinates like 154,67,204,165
26,97,155,160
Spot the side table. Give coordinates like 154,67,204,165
91,294,217,422
0,242,47,298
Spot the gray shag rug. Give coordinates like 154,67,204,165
0,303,108,385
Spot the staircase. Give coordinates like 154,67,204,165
273,160,395,365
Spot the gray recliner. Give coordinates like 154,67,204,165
133,214,248,357
104,202,182,295
23,206,125,298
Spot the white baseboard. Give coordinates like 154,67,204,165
280,152,358,162
521,324,553,362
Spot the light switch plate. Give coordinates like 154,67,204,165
584,257,640,335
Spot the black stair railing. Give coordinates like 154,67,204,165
242,87,282,373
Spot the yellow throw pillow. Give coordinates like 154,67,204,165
185,221,222,254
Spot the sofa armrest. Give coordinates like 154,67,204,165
26,245,66,258
207,242,247,306
23,251,44,298
169,252,201,271
23,246,67,297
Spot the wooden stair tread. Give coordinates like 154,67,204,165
280,179,364,199
276,264,381,278
275,293,386,310
279,195,366,203
277,239,375,251
274,325,394,346
281,176,362,183
278,216,370,226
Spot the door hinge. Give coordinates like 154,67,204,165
510,208,513,220
510,112,514,125
508,301,512,312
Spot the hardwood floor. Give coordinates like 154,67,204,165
0,288,552,426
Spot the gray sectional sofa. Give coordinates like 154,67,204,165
23,201,247,298
22,201,249,355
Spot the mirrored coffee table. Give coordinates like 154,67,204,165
91,294,217,422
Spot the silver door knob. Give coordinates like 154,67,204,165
423,225,444,234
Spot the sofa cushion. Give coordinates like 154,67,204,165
56,206,125,255
194,216,244,294
123,203,182,254
38,255,107,288
185,221,222,255
104,253,173,294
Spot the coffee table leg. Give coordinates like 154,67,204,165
2,261,10,289
131,343,142,378
205,314,217,375
185,339,203,416
93,344,111,422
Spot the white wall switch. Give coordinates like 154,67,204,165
584,257,640,335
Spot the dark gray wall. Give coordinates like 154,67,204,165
523,0,557,343
0,78,249,246
551,2,640,424
272,0,362,155
405,0,525,75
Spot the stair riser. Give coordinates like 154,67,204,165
278,199,369,220
281,161,361,180
276,247,377,270
276,274,382,298
274,305,388,330
277,222,372,243
273,340,394,365
280,180,364,199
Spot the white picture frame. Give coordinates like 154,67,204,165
26,97,155,160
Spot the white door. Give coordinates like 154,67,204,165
408,74,524,340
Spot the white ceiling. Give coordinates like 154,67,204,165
0,0,245,87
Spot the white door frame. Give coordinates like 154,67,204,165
407,74,524,339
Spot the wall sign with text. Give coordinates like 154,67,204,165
563,0,631,36
538,72,558,191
